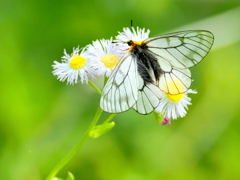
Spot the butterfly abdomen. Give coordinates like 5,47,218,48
131,43,162,86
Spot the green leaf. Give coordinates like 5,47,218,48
153,111,164,124
89,122,115,138
67,172,75,180
52,177,64,180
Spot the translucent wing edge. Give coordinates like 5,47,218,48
145,30,214,42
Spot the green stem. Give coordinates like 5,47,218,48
102,113,116,125
88,80,101,95
104,75,109,86
46,107,103,180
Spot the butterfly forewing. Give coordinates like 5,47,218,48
100,53,139,113
145,30,214,69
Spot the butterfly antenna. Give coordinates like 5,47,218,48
130,20,133,40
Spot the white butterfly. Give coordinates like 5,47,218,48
100,30,214,114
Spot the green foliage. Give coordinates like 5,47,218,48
0,1,240,180
153,111,164,124
67,172,75,180
52,172,74,180
90,122,115,138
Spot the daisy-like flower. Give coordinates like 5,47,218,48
116,27,150,43
86,38,125,77
155,89,197,122
52,47,93,85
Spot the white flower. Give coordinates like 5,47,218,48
116,27,150,43
86,38,125,77
155,89,197,120
52,47,93,85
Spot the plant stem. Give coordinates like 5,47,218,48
45,107,103,180
102,113,116,125
88,80,101,95
104,75,109,86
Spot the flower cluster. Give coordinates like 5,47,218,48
52,27,197,125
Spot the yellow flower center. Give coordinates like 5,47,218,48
166,93,184,102
100,54,120,70
163,79,185,102
69,55,87,70
164,79,186,95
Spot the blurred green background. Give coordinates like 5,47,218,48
1,0,240,180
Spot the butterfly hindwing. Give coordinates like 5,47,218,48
132,78,162,114
159,68,192,94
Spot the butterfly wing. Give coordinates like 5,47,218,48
100,53,139,113
145,30,214,69
100,52,162,114
145,30,213,94
132,80,162,114
158,67,192,94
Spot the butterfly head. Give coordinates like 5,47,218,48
127,40,143,51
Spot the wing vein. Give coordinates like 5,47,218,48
164,73,169,93
185,42,208,53
186,38,210,50
165,48,187,68
183,44,204,58
171,72,188,90
175,47,196,64
169,73,180,94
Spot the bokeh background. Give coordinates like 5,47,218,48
1,0,240,180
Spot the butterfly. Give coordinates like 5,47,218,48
100,30,214,114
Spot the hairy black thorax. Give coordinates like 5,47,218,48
128,41,162,85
